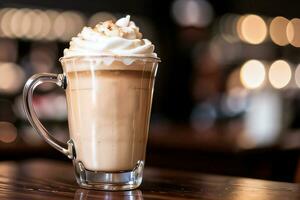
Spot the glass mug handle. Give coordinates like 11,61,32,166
23,73,74,159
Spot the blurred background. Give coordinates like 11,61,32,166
1,0,300,182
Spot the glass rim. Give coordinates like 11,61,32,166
59,55,161,63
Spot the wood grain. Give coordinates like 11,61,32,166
0,159,298,199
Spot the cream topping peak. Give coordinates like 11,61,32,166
63,15,156,58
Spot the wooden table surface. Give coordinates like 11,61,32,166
0,159,299,199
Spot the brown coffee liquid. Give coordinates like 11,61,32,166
65,69,155,172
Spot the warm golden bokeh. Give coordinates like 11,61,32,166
240,60,266,89
295,64,300,88
269,16,289,46
0,122,17,143
0,62,25,94
287,18,300,47
269,60,291,89
237,14,267,44
0,8,85,41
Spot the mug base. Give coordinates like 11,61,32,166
73,160,144,191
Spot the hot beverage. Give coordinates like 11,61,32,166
24,15,160,190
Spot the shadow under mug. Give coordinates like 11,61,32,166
23,55,160,190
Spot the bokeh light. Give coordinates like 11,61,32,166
269,16,289,46
0,62,25,94
45,10,60,40
37,10,51,39
243,90,282,147
10,8,26,38
0,8,9,37
240,60,266,89
287,18,300,47
0,8,17,38
20,9,34,39
0,121,17,143
269,60,291,89
26,10,43,39
237,14,267,44
236,15,245,42
53,12,67,40
0,8,86,41
295,64,300,88
54,11,85,41
88,12,116,27
171,0,214,27
69,12,85,35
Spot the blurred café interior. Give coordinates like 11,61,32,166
1,0,300,183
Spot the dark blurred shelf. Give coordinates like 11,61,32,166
147,123,300,182
149,124,240,152
149,123,300,152
0,141,66,160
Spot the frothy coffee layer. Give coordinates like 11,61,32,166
62,57,158,72
63,15,157,58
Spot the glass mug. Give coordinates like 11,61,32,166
23,55,159,190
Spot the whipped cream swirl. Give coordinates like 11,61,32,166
63,15,157,58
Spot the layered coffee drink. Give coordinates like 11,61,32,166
61,16,159,172
64,59,156,171
24,15,159,190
